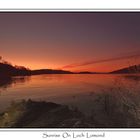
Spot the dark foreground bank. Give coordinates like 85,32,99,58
0,100,92,128
1,87,140,128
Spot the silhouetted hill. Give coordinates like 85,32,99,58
76,71,102,74
0,62,74,77
31,69,73,75
0,62,31,77
77,71,93,74
110,65,140,74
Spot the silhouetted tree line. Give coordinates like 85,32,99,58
0,57,73,77
0,58,31,77
110,65,140,74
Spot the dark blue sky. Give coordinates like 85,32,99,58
0,13,140,72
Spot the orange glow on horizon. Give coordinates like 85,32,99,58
6,58,140,73
1,35,140,73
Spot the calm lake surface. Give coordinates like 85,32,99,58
0,74,140,115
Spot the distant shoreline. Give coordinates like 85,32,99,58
0,62,140,77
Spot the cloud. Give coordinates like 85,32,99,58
61,53,140,69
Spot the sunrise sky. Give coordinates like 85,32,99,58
0,12,140,72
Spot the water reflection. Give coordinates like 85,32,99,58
124,74,140,82
0,74,139,115
0,76,30,90
0,76,13,89
0,74,140,127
